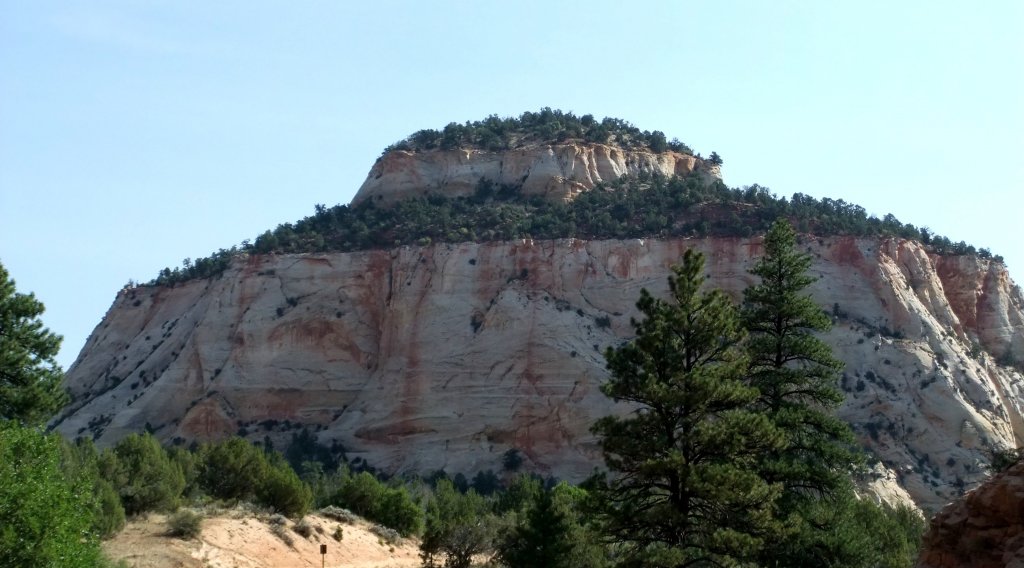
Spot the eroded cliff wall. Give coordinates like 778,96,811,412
55,236,1024,513
352,143,721,204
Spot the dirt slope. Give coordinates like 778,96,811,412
103,508,421,568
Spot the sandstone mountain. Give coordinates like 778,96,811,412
54,132,1024,516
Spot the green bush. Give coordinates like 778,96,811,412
167,509,203,539
376,486,425,537
60,437,126,538
102,433,185,515
420,479,499,568
258,462,313,517
0,422,103,567
331,471,424,537
197,437,270,502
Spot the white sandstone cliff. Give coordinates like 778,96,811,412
55,237,1024,514
352,143,721,204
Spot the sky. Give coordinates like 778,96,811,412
1,1,1021,371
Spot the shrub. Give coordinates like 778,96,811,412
0,423,103,566
371,524,401,544
258,462,313,517
989,447,1024,472
502,448,524,472
293,517,313,538
102,433,185,515
320,505,357,524
333,525,344,541
331,472,424,536
268,513,288,526
376,486,425,537
270,523,294,547
167,510,203,539
197,437,269,502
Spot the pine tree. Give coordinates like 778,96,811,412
498,482,610,568
591,249,784,567
498,488,574,568
741,220,862,563
0,260,66,425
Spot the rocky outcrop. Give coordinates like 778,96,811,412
917,460,1024,567
54,236,1024,514
352,143,721,204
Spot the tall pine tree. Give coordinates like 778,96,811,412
592,249,784,567
0,260,66,426
741,220,862,564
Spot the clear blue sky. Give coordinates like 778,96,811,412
2,1,1021,370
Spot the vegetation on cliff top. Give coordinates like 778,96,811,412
148,171,1003,287
382,108,700,155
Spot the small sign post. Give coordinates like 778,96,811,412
320,544,327,568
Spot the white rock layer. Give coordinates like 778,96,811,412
55,237,1024,514
352,143,721,204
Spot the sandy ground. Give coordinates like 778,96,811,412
103,508,422,568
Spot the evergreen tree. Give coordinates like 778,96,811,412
591,249,785,567
498,488,574,568
0,423,103,567
741,220,862,563
499,482,610,568
257,455,313,517
101,432,185,516
0,260,66,425
420,479,498,568
61,437,125,538
197,437,270,501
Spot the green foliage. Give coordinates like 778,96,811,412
197,437,314,517
420,479,499,568
501,448,523,472
498,482,610,568
591,250,785,566
0,260,67,425
383,109,691,155
197,437,270,502
166,509,203,539
769,494,925,568
102,433,185,516
258,458,313,518
742,220,866,564
988,446,1024,472
331,471,424,537
61,437,125,538
167,445,198,498
0,422,103,567
498,488,572,567
151,169,999,288
742,221,858,493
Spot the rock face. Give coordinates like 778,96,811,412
917,460,1024,567
352,143,721,204
54,236,1024,514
